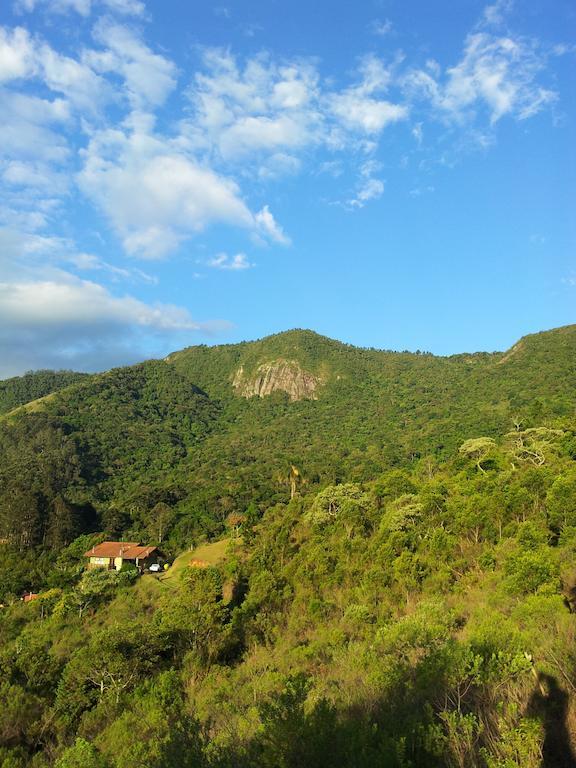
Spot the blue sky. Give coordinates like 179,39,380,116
0,0,574,376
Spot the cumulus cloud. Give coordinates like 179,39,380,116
183,47,407,217
0,26,35,81
186,49,322,161
349,177,384,207
89,20,176,108
0,0,563,282
2,160,69,193
187,48,410,161
0,25,108,111
328,55,408,134
0,275,226,376
0,278,198,329
101,0,145,15
330,94,407,134
0,91,70,164
78,125,285,257
218,113,311,159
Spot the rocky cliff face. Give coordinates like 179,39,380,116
232,359,323,401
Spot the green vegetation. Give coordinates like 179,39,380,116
160,539,232,585
0,325,575,765
0,370,89,416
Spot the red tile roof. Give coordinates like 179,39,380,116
83,541,158,560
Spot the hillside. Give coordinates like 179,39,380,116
0,324,575,766
0,397,575,766
0,370,89,416
0,325,574,555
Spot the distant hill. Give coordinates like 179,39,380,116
0,325,574,547
0,369,89,415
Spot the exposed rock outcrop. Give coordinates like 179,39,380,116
232,359,323,401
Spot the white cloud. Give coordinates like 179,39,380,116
39,44,108,111
2,160,70,201
405,31,556,125
411,122,423,144
0,274,226,376
0,26,35,82
481,0,513,28
0,278,198,329
14,0,145,16
409,185,435,197
254,205,290,245
0,2,563,284
89,20,177,108
208,252,253,270
258,152,301,180
68,252,158,283
219,114,311,159
101,0,145,16
369,19,393,37
186,48,408,192
187,50,321,160
346,161,385,208
79,126,286,257
15,0,91,14
330,94,407,134
0,91,70,163
0,25,108,111
328,55,408,134
349,178,384,207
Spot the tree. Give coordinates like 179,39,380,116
55,628,163,726
505,427,563,467
55,740,108,768
254,674,340,768
95,672,204,768
546,470,576,531
154,567,230,664
278,465,304,500
306,483,373,538
458,438,496,473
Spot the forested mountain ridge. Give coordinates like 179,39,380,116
0,324,574,556
0,370,89,416
0,324,576,766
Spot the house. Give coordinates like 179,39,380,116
22,592,39,603
84,541,161,572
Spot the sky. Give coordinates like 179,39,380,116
0,0,574,377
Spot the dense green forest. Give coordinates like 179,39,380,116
0,371,89,417
0,326,575,766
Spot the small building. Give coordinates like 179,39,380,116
22,592,39,603
83,541,161,572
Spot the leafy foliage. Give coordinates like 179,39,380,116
0,326,575,765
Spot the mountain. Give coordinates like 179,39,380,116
0,325,574,550
0,370,89,416
0,325,575,767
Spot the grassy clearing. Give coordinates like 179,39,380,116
158,538,232,585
